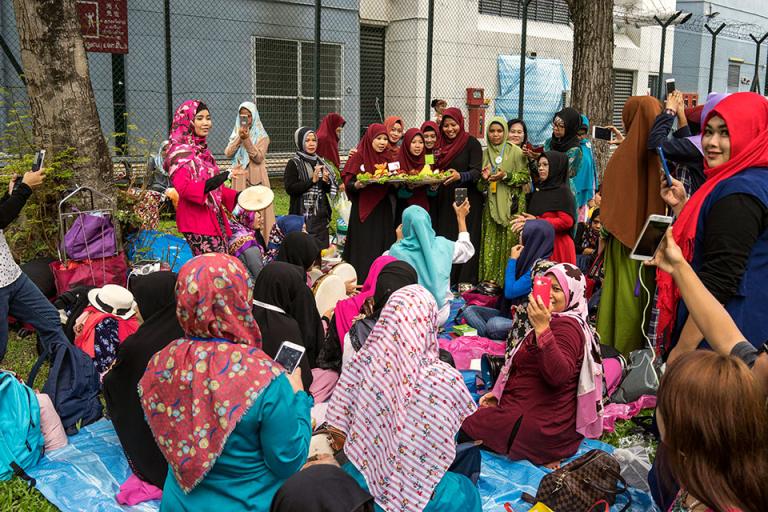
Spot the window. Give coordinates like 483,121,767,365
478,0,570,25
647,74,659,97
727,63,740,93
253,37,343,152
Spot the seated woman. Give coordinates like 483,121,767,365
264,214,305,264
388,202,473,326
252,262,325,392
139,254,312,512
575,207,600,273
270,464,374,512
229,207,267,281
327,285,482,512
103,272,183,488
460,263,603,468
512,151,576,265
461,220,554,340
276,231,322,279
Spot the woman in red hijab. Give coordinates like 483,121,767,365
315,112,345,175
656,92,768,360
383,116,404,161
394,128,430,225
434,107,484,284
342,124,396,281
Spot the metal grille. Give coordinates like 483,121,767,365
359,25,386,137
612,69,635,131
478,0,571,25
727,63,741,93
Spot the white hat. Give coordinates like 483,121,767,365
87,284,137,320
237,185,275,212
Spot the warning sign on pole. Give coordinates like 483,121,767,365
76,0,128,54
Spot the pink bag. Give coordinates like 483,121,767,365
35,392,68,452
460,291,499,309
50,252,129,296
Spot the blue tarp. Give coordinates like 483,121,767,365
125,230,194,273
495,55,570,145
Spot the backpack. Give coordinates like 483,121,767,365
0,371,44,485
27,337,102,435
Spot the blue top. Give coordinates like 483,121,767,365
160,375,313,512
504,258,533,301
342,462,482,512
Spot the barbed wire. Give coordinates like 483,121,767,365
613,6,768,41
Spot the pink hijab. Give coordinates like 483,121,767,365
333,255,396,345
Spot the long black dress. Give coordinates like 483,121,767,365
283,158,332,249
433,136,483,284
343,184,396,283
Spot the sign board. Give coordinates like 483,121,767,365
76,0,128,54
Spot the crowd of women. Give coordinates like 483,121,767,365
61,90,760,512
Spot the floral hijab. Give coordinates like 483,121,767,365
327,285,476,512
138,254,280,493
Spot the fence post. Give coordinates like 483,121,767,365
654,11,691,99
705,22,725,94
111,54,126,154
518,0,533,118
164,0,173,131
424,0,435,121
748,33,768,93
0,34,24,84
314,0,321,128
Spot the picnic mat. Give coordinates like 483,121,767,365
28,420,657,511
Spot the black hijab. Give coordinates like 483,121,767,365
102,271,183,488
276,231,321,272
252,262,323,389
549,107,581,153
527,151,576,223
270,464,374,512
507,118,529,146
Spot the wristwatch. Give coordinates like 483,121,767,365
664,108,676,116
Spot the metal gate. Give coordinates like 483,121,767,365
612,69,635,131
359,25,386,137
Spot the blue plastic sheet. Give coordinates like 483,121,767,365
125,229,193,272
495,55,570,145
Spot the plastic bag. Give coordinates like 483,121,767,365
333,191,351,225
612,444,653,493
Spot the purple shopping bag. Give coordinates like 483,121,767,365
62,212,117,261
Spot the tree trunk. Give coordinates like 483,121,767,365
567,0,614,180
12,0,112,192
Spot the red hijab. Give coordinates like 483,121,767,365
656,92,768,350
436,107,470,169
316,112,345,169
384,116,404,161
398,128,425,173
421,120,440,155
342,123,391,222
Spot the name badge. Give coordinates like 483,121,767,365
388,161,401,172
360,164,365,172
495,156,502,165
425,154,435,165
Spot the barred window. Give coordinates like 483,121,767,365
478,0,571,25
253,37,343,152
727,63,740,93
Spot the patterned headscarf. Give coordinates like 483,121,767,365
139,253,280,493
264,215,305,264
327,285,477,512
228,101,269,168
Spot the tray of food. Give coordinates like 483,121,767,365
357,165,452,186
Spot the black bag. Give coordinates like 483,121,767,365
52,286,94,343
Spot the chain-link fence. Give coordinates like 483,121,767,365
1,0,767,171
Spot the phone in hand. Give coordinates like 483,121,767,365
532,277,552,309
656,147,674,187
274,341,305,374
665,78,676,97
592,126,613,141
32,149,46,172
630,214,674,261
239,114,249,128
455,187,468,206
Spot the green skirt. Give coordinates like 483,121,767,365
478,205,519,287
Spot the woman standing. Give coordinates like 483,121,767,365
395,128,429,224
434,107,483,284
508,118,540,197
283,127,335,249
383,116,404,161
342,124,395,282
167,100,239,256
573,115,597,222
315,112,346,177
479,116,531,285
421,121,440,155
544,107,583,181
513,152,576,265
224,101,274,238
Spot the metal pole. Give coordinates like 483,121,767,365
424,0,435,121
314,0,321,128
705,23,725,93
111,54,127,155
518,0,533,118
749,33,768,93
654,12,683,99
764,44,768,96
164,0,173,131
0,34,24,83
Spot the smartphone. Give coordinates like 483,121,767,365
32,149,46,172
656,147,674,187
455,187,467,206
274,341,305,374
630,214,674,261
592,126,612,141
665,78,676,97
532,277,552,309
239,114,248,128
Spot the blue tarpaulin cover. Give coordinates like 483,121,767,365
125,230,193,273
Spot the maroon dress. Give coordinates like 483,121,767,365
461,316,585,465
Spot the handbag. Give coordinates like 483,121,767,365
521,449,632,512
62,212,117,261
610,348,660,404
49,252,129,296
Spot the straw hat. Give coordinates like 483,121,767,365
237,185,275,211
87,284,137,320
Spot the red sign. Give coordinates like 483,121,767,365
76,0,128,54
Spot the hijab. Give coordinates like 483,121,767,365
327,285,476,512
600,96,665,248
270,464,374,512
515,220,555,279
228,205,261,259
527,151,576,223
103,272,183,488
397,128,425,173
275,231,321,272
295,127,319,166
684,92,729,154
315,112,346,170
436,107,471,169
138,254,277,493
507,118,529,147
573,114,597,210
228,101,269,168
334,255,396,344
548,107,581,153
484,116,528,225
657,92,768,347
420,120,439,155
389,205,454,308
383,116,404,159
265,215,305,263
342,123,391,223
153,140,169,174
253,261,320,389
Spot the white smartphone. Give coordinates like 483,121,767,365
665,78,676,97
630,214,674,261
32,149,46,172
274,341,305,374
